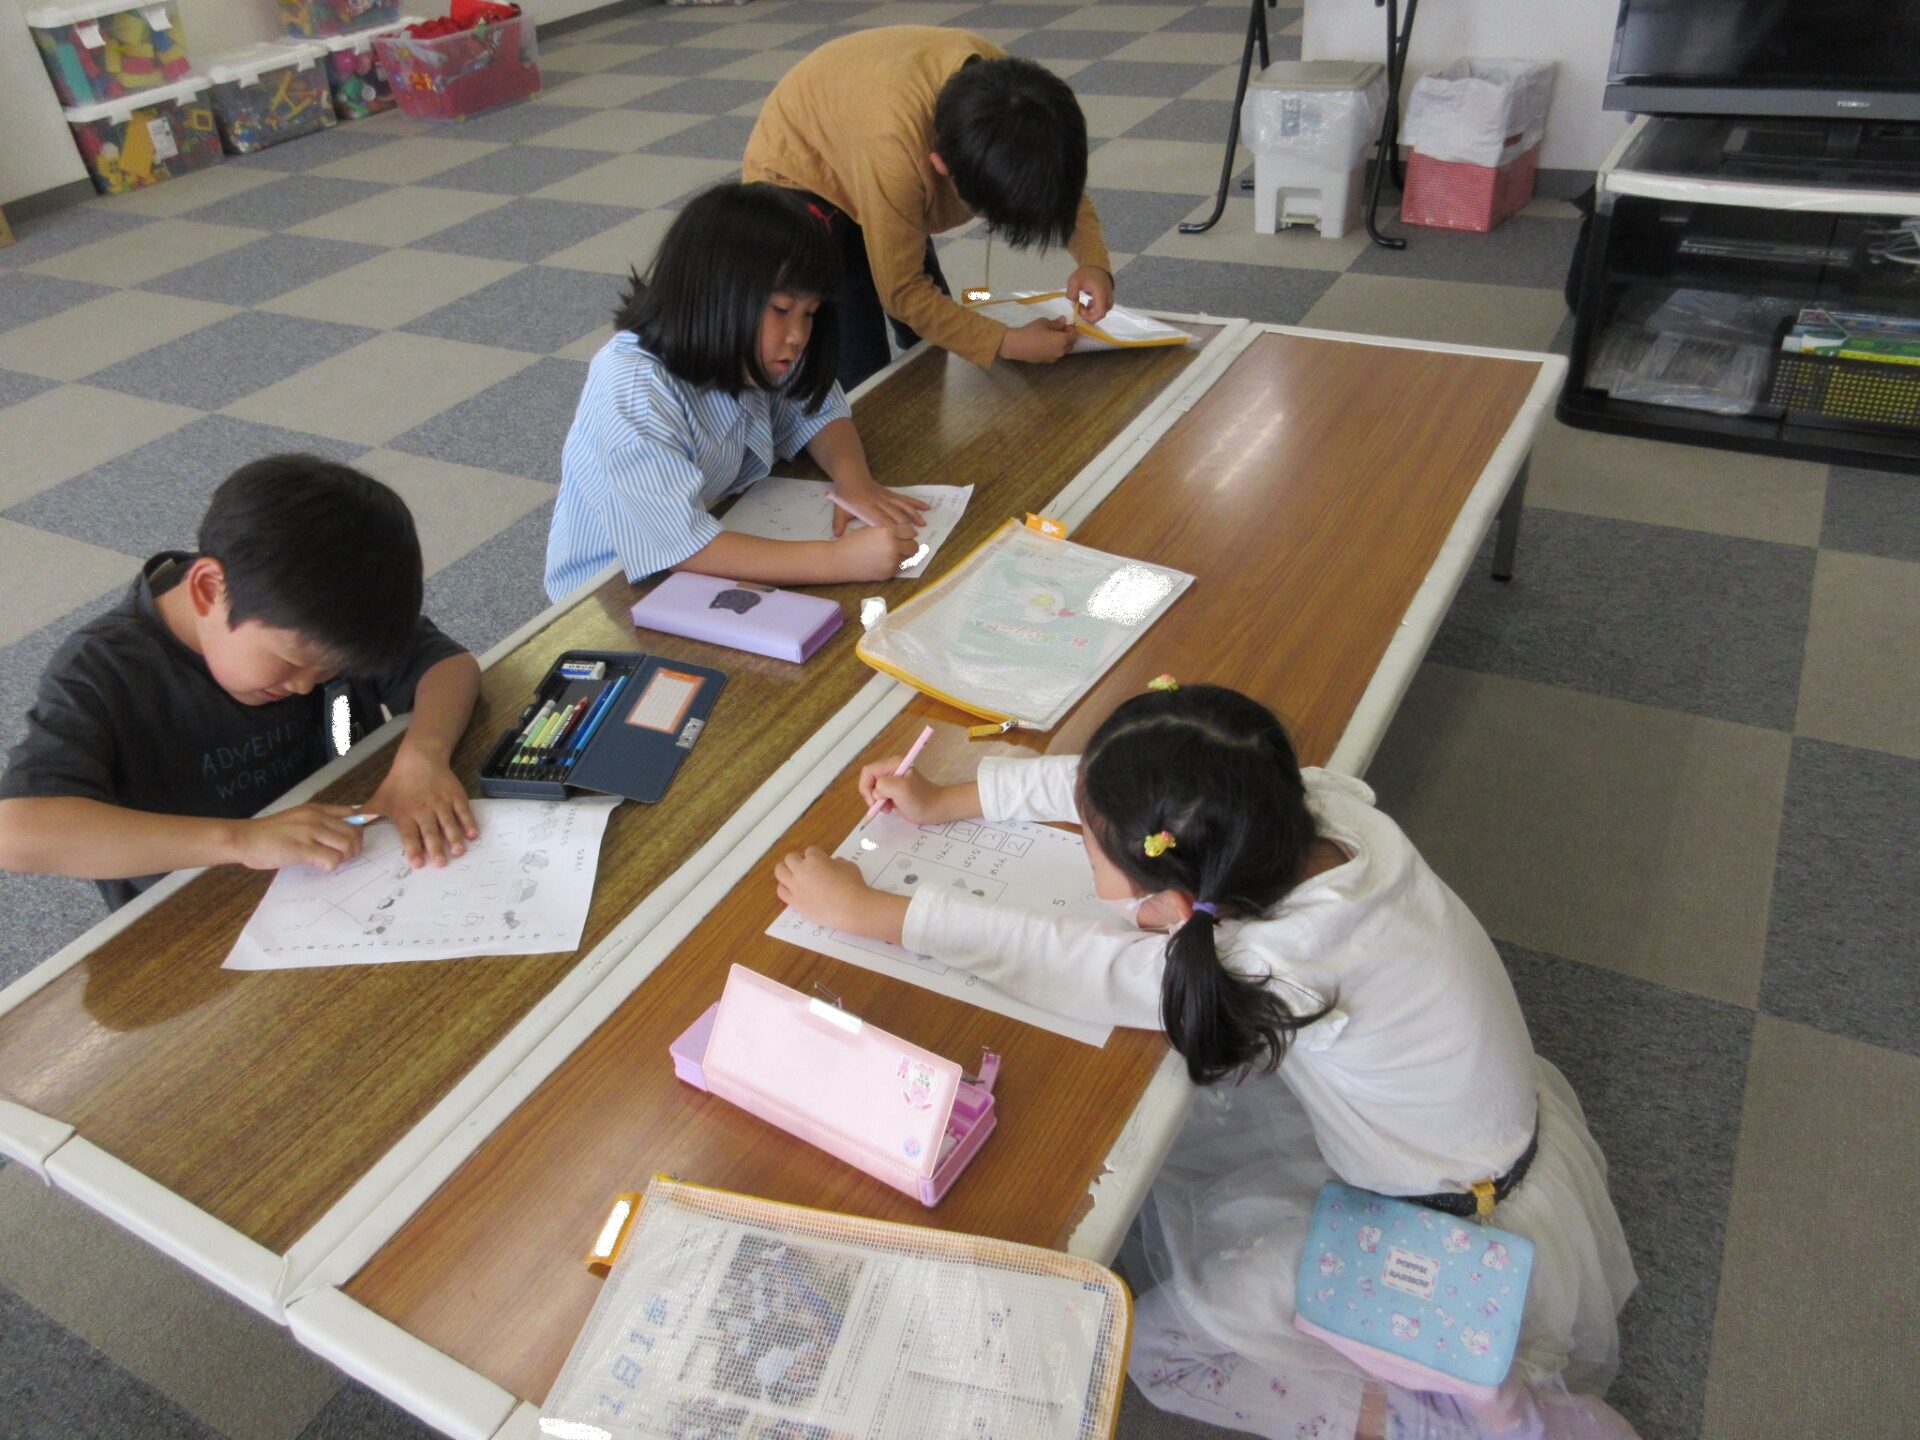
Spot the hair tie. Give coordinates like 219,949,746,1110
1147,674,1179,692
1191,901,1217,917
1143,830,1176,858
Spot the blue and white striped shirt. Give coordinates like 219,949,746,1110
544,332,852,600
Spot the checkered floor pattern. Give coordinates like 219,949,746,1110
0,2,1915,1438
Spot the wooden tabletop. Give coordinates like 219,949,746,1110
0,334,1214,1255
342,331,1546,1403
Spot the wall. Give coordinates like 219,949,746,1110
2,0,87,205
1303,0,1631,174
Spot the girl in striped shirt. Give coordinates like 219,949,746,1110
544,183,927,601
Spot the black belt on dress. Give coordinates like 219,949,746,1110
1404,1130,1539,1219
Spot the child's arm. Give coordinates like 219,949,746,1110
364,652,481,868
674,526,917,586
802,418,929,534
0,796,365,879
855,753,1078,827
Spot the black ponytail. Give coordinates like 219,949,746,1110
1079,685,1331,1085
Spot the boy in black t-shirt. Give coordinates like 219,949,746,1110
0,455,483,909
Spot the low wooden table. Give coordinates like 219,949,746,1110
281,326,1562,1440
0,323,1231,1319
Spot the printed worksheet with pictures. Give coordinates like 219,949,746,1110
721,478,973,579
766,811,1116,1047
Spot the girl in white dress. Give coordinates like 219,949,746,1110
774,683,1641,1440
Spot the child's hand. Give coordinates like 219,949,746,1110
234,804,364,873
998,316,1076,364
1066,265,1115,324
365,749,480,868
830,479,929,536
834,521,919,580
858,760,950,825
775,846,907,941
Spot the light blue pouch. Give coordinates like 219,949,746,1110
1292,1181,1534,1398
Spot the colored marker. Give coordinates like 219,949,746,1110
860,724,935,828
344,812,386,828
561,673,628,772
827,491,882,531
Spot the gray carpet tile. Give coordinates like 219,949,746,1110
1006,28,1139,61
422,499,558,653
139,233,387,307
402,264,623,354
1162,3,1287,33
410,196,640,263
1503,942,1754,1440
1762,738,1920,1056
0,272,113,335
387,357,587,485
181,174,393,232
626,77,773,115
1428,511,1817,731
947,3,1075,30
1820,464,1920,564
0,587,125,757
659,170,744,210
1117,252,1338,324
0,1285,221,1440
80,310,380,410
0,870,109,988
0,369,59,410
425,144,616,197
231,124,402,174
425,100,600,145
1120,98,1235,144
1087,187,1214,254
1351,215,1585,291
295,1380,440,1440
0,208,153,270
747,0,875,27
639,113,763,160
1067,60,1229,98
610,44,741,77
7,415,369,556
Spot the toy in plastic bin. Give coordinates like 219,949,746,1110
206,40,337,154
374,0,540,122
672,965,1000,1206
27,0,193,108
319,19,415,119
279,0,400,40
65,76,223,195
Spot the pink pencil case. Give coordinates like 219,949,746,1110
630,573,842,664
671,964,999,1206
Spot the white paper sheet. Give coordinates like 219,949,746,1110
767,812,1114,1047
720,477,973,579
967,292,1192,354
223,797,618,970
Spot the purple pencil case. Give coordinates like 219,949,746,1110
629,573,842,664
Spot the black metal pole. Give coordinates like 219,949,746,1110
1363,0,1419,249
1178,0,1273,235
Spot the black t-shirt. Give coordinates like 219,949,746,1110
0,553,466,909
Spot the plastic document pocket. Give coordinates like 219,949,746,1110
671,965,998,1207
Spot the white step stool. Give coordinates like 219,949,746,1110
1244,59,1385,240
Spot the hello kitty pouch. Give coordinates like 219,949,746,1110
1292,1181,1534,1399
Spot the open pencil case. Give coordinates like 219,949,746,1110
670,964,999,1206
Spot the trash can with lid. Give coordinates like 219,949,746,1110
1241,59,1386,240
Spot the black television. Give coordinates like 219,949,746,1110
1605,0,1920,122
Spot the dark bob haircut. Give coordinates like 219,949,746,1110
933,55,1088,251
199,455,424,674
613,182,841,412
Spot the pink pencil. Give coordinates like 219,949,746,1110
861,725,935,828
828,491,881,530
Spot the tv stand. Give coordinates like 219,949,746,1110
1559,115,1920,471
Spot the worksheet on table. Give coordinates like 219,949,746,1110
721,477,972,578
767,811,1116,1047
224,797,617,970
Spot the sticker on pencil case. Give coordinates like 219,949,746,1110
626,668,704,733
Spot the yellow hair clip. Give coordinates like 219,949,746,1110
1143,830,1176,858
1147,674,1179,692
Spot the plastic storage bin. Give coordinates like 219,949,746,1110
279,0,400,39
65,76,222,194
1241,60,1385,239
375,10,539,121
206,40,337,153
1399,59,1554,233
320,19,415,118
26,0,192,108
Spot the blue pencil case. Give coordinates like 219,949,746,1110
1292,1181,1534,1400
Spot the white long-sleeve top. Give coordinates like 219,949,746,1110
900,756,1541,1197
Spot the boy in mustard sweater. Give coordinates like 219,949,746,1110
744,26,1114,388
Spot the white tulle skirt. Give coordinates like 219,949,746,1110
1126,1058,1639,1440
